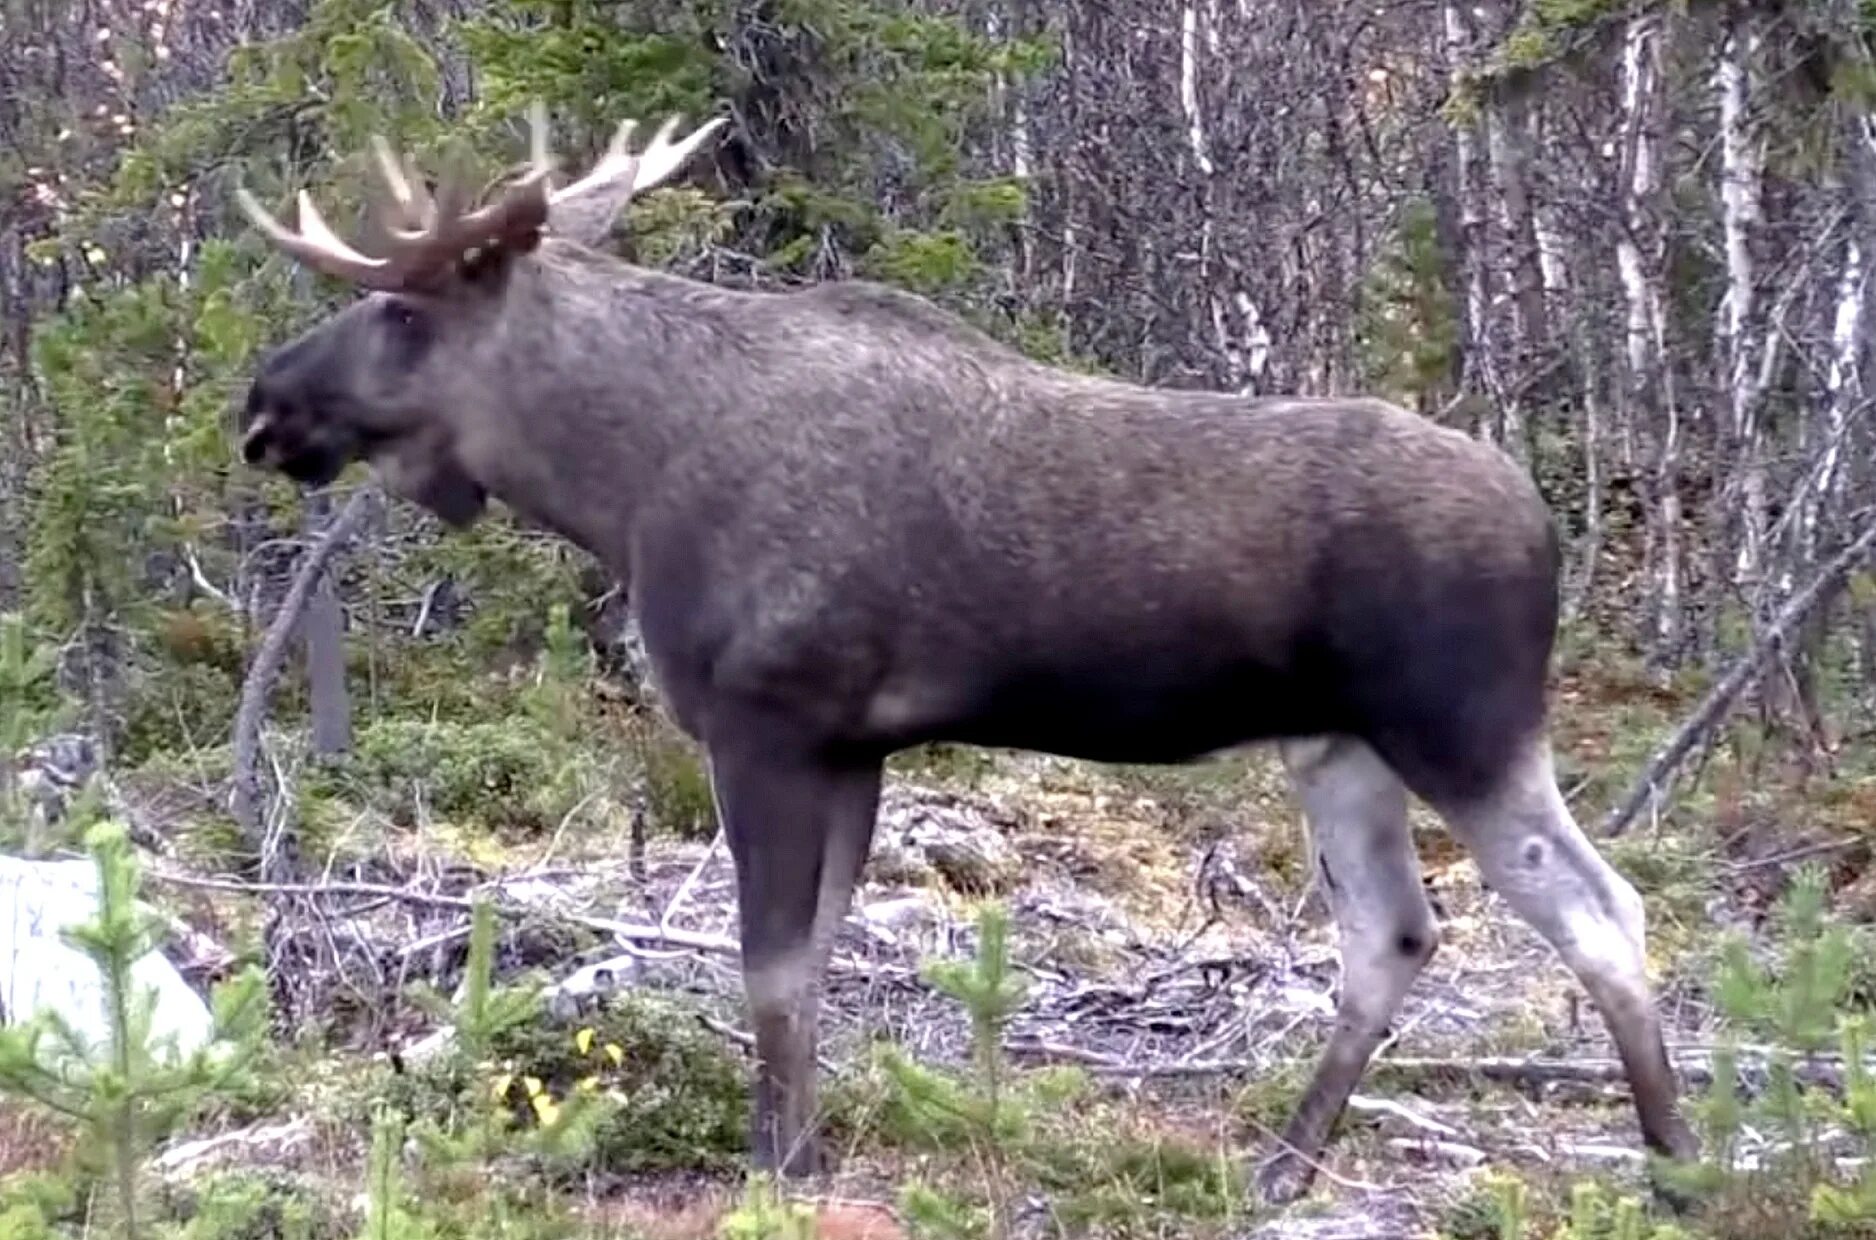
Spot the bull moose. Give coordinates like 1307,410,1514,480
232,105,1696,1202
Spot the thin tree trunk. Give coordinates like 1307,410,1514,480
1444,1,1494,441
231,489,373,879
1484,87,1546,463
1810,111,1875,569
1565,331,1605,624
1616,9,1681,668
301,494,352,758
1717,6,1767,596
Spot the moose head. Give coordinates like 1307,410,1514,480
236,108,724,530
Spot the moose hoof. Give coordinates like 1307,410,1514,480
1254,1152,1316,1207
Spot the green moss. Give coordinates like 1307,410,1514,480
375,992,749,1177
313,717,585,834
888,742,998,788
166,1171,345,1240
632,717,716,839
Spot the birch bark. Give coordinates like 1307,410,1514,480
1444,2,1495,439
1616,9,1681,665
1716,9,1767,591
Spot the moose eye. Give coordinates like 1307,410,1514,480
376,298,432,359
381,299,420,330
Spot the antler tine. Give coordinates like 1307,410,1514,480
629,114,726,196
239,105,701,290
234,183,407,289
436,174,552,257
348,129,554,283
527,99,557,185
548,112,725,208
548,117,643,205
369,135,434,233
401,103,560,258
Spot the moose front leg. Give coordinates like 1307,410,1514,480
706,738,884,1178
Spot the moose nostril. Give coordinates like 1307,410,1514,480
240,418,272,464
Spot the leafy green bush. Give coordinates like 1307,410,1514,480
315,718,584,834
374,902,746,1179
165,1171,344,1240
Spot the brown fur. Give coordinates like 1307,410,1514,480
238,129,1692,1198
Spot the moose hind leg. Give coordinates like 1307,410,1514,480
707,740,884,1178
1432,740,1697,1164
1259,736,1438,1206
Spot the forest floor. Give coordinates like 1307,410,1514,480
9,651,1876,1240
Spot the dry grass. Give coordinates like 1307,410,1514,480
0,1101,72,1178
579,1192,905,1240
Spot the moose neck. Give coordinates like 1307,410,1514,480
453,248,747,573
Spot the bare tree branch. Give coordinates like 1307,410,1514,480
1601,514,1876,837
229,487,375,874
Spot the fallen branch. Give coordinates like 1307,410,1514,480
1600,515,1876,837
1006,1038,1262,1078
1376,1050,1875,1099
1374,1054,1636,1088
229,487,376,872
143,869,741,956
1007,1041,1875,1101
1385,1135,1485,1168
1346,1093,1462,1139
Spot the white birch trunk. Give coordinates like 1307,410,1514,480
1717,12,1766,589
986,6,1032,284
1179,0,1214,177
1059,21,1077,320
1811,148,1871,569
1616,10,1680,662
1444,1,1492,439
1485,93,1548,369
1481,104,1527,459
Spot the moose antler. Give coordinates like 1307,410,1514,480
545,109,728,210
536,104,728,247
235,104,727,290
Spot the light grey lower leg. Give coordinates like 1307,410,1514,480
1259,736,1438,1204
1434,740,1695,1160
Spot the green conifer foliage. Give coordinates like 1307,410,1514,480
0,822,269,1240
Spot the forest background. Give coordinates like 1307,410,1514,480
7,1,1876,1238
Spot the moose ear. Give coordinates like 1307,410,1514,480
456,233,540,288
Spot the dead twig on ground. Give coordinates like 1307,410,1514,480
144,868,742,955
660,828,724,935
1346,1094,1462,1140
1007,1041,1876,1103
140,868,915,989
